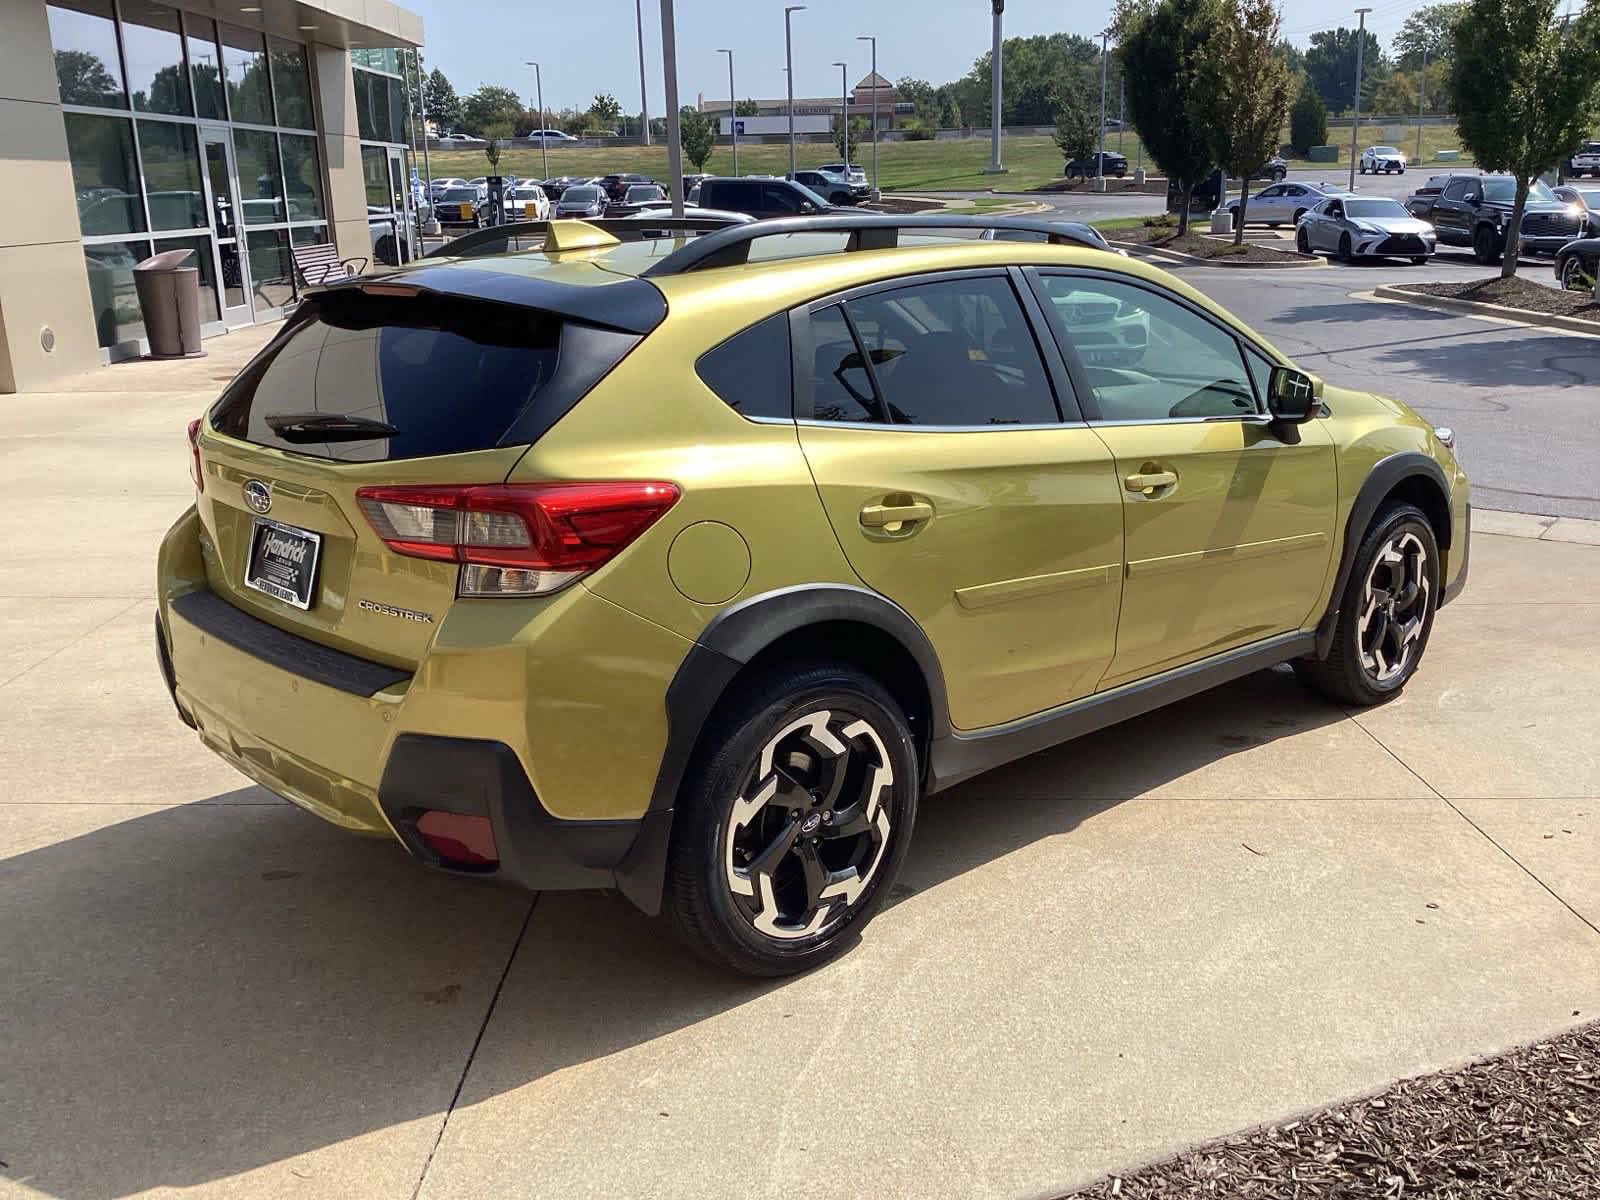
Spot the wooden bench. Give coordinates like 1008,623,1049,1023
290,243,368,289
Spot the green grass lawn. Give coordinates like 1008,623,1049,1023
1285,122,1473,167
422,123,1474,194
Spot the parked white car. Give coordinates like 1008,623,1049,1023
1359,146,1407,174
507,184,550,220
527,128,578,142
436,132,485,146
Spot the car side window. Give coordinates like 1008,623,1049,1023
696,314,792,421
762,184,804,214
808,305,883,423
1285,186,1305,197
1035,275,1259,422
842,275,1058,427
1258,185,1283,199
1443,178,1471,201
1242,345,1276,405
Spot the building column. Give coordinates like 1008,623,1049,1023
310,44,371,270
0,0,104,392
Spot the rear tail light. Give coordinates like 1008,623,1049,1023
355,481,680,597
187,418,204,492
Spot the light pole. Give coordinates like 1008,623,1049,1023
525,61,547,180
857,34,877,196
985,0,1006,173
833,60,848,170
1118,75,1124,153
1096,27,1109,188
785,5,806,177
1415,43,1428,166
718,48,737,174
635,0,651,145
1348,7,1371,192
660,0,683,216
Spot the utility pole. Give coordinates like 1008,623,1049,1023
635,0,651,145
1349,7,1371,192
985,0,1006,173
414,50,436,234
785,5,806,177
1415,43,1428,166
857,34,878,195
1096,27,1109,188
718,48,736,174
661,0,683,216
833,60,848,169
1118,75,1124,153
525,61,548,180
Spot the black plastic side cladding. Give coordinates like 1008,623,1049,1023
1315,452,1454,659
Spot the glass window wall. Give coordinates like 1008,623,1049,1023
65,113,145,236
234,128,285,224
84,239,150,345
279,133,324,221
219,24,272,125
268,38,314,130
185,16,225,120
47,0,127,108
137,120,206,229
121,1,190,115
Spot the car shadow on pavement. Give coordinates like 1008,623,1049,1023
0,665,1346,1198
1371,332,1600,390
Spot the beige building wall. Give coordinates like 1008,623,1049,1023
0,0,105,392
312,45,374,272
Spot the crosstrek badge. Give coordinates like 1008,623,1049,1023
358,599,434,623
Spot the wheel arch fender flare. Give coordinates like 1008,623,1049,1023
1315,452,1452,659
613,585,949,916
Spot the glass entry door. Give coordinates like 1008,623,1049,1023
199,127,254,326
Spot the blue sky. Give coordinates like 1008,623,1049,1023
414,0,1425,114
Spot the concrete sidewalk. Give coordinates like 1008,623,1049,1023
0,364,1596,1199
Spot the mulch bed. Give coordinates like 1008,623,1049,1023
1397,276,1600,321
1064,1020,1600,1198
1111,223,1310,264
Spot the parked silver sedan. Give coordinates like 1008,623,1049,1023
1296,196,1437,263
1222,180,1349,227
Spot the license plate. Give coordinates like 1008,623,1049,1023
244,518,322,610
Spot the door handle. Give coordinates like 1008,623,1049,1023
1124,470,1178,495
860,499,934,528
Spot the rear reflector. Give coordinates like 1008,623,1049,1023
416,811,498,867
187,418,204,492
355,481,680,597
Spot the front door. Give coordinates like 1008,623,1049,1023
199,127,253,327
1027,269,1337,687
794,270,1124,731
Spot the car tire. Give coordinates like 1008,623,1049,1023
1473,225,1501,265
1297,228,1311,254
1561,254,1592,290
1411,256,1428,265
1293,208,1308,223
1273,169,1287,182
663,661,919,977
1338,232,1353,262
1294,504,1439,707
1359,163,1367,174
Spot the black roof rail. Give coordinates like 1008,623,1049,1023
638,214,1108,277
423,215,748,260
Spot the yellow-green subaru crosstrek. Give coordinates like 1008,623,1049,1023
157,215,1468,976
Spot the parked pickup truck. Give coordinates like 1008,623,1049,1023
1567,141,1600,178
1404,172,1585,263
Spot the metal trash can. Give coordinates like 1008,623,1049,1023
134,247,205,359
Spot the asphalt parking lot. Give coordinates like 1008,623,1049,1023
2,225,1598,1200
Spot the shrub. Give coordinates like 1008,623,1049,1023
1289,82,1328,155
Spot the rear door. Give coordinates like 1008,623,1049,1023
1026,268,1336,687
793,268,1124,731
196,286,620,667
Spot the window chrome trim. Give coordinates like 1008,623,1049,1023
792,418,1091,433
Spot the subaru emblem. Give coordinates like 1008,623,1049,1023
243,479,272,514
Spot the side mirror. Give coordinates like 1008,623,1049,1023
1267,365,1322,423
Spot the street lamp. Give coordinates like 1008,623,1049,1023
524,61,547,180
985,0,1006,174
660,0,683,216
718,48,736,174
785,5,806,177
1348,6,1372,192
634,0,651,145
1096,27,1110,188
833,60,848,171
857,34,877,195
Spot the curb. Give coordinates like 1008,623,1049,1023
1107,239,1326,269
1372,285,1600,336
1474,508,1600,547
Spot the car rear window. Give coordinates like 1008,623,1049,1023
696,314,791,420
564,186,599,201
210,291,562,462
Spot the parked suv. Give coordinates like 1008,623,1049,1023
1406,173,1585,262
159,215,1469,976
792,169,866,206
695,177,845,219
1566,140,1600,177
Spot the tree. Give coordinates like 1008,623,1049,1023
1119,0,1223,234
1304,26,1388,111
1288,77,1329,152
952,32,1107,126
53,49,122,106
589,92,622,129
1394,3,1465,68
831,114,869,161
1194,0,1291,244
896,76,940,124
482,121,510,171
680,107,716,171
1052,75,1100,165
1372,61,1452,114
1273,38,1305,75
425,68,460,129
1452,0,1600,276
460,85,523,136
735,98,761,117
938,89,964,128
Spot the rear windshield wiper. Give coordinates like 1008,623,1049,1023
264,413,400,441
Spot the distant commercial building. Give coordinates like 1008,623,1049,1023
0,0,424,392
699,71,908,132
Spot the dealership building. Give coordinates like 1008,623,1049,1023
0,0,423,392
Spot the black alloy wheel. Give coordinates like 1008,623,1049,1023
1296,228,1311,254
1338,232,1353,262
665,662,918,976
